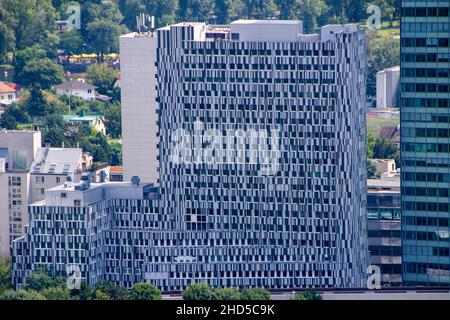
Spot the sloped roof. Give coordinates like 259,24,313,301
54,80,97,91
31,147,82,175
379,125,400,143
0,81,16,94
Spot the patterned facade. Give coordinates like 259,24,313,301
13,20,368,291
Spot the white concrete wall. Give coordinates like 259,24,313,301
56,88,96,101
376,67,400,109
120,33,159,184
0,92,17,105
0,131,41,257
230,20,303,42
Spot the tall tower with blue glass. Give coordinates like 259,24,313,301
401,0,450,285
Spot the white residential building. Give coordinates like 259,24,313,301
30,147,84,202
120,33,159,183
0,131,87,258
0,81,17,106
376,66,400,109
0,130,41,257
55,79,97,101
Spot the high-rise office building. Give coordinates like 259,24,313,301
13,20,368,291
400,1,450,285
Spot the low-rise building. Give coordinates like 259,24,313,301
62,111,106,135
373,159,397,176
55,79,97,101
367,177,402,286
0,81,17,106
376,66,400,109
0,130,41,257
30,147,84,202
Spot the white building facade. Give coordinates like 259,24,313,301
0,131,41,257
376,66,400,109
120,33,159,183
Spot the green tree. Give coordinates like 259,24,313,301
145,0,178,27
240,0,277,19
367,133,376,159
177,0,214,22
302,290,322,300
86,19,128,62
25,270,65,292
241,288,270,300
118,0,146,31
182,283,214,300
367,33,400,97
14,46,47,82
0,5,15,62
59,30,84,62
109,141,123,166
0,105,30,129
93,290,111,300
20,58,65,89
373,137,398,159
70,281,94,300
290,293,306,300
131,282,162,300
0,289,47,300
2,0,57,51
0,260,12,294
214,0,235,24
277,0,329,33
42,287,72,300
86,63,117,94
105,102,122,139
214,287,241,300
367,159,378,179
42,114,67,147
25,88,47,117
94,280,129,300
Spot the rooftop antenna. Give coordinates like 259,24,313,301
136,14,155,34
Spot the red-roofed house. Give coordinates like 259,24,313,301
0,81,17,106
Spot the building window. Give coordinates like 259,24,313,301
61,192,67,198
74,200,81,206
35,176,44,183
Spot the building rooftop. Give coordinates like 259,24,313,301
0,81,16,94
368,177,400,190
54,79,97,91
62,113,103,122
30,147,82,175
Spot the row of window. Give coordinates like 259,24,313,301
402,98,450,108
403,143,450,153
403,201,450,213
401,7,450,17
402,83,450,93
404,231,450,242
402,113,450,124
405,263,450,275
402,68,450,78
403,171,450,183
402,186,450,198
402,22,450,33
183,48,337,57
404,216,450,227
402,37,450,47
368,245,402,256
402,52,450,63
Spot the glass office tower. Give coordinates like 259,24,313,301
400,1,450,285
